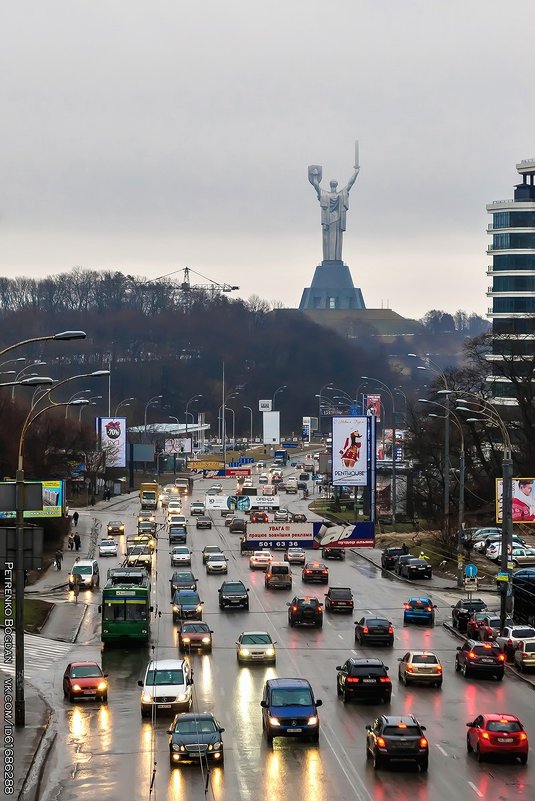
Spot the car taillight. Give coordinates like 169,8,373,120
362,626,369,634
426,607,432,612
388,626,393,634
318,605,323,612
379,677,391,684
346,677,359,683
322,570,328,574
376,736,386,748
468,651,476,659
522,652,530,658
507,639,513,646
520,733,528,741
404,603,411,610
291,606,297,611
304,570,311,574
481,732,490,740
406,665,414,672
420,737,428,748
437,665,443,672
498,653,506,661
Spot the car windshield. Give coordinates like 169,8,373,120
298,599,319,607
182,624,209,633
146,669,184,686
352,666,386,677
512,628,535,637
173,573,194,581
486,721,522,732
109,521,122,527
462,601,485,610
271,688,313,706
383,725,420,736
100,541,115,547
473,646,499,655
366,618,390,626
241,634,271,644
205,547,221,554
330,589,351,598
73,566,92,575
270,566,288,574
524,643,535,652
411,654,438,664
206,554,223,561
175,592,200,603
173,548,189,554
222,583,245,592
409,600,430,607
70,665,101,678
174,718,217,735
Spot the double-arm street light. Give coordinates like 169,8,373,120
65,389,91,418
11,362,47,402
185,394,202,445
144,395,163,441
5,330,87,727
317,381,334,423
243,406,253,444
115,397,135,416
362,375,397,529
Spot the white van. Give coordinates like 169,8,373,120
69,559,100,589
138,659,193,717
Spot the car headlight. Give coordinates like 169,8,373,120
201,637,211,644
307,716,318,726
269,717,280,726
208,741,222,751
173,606,179,612
172,744,181,752
265,648,275,657
72,684,82,692
182,637,191,644
97,681,107,691
141,693,152,703
239,648,250,656
69,575,74,582
196,605,203,612
177,693,188,702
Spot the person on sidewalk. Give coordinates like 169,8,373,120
74,532,81,552
68,532,75,550
55,549,63,570
90,495,96,506
72,511,79,527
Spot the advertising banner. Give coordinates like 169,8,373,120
302,416,311,443
98,417,127,468
0,480,65,519
318,521,375,548
259,399,272,412
189,461,225,471
365,394,381,422
496,478,535,523
244,523,315,550
164,437,192,455
226,468,252,477
204,494,280,511
332,416,369,487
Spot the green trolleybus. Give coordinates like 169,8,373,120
100,568,152,644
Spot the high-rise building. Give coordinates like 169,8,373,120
487,159,535,403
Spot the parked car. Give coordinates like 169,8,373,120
451,599,488,632
495,625,535,662
455,640,505,679
324,587,354,613
514,640,535,672
398,651,443,687
337,658,391,703
399,558,432,580
381,547,406,570
466,713,528,764
168,712,224,767
366,715,429,772
478,613,513,641
466,611,491,639
395,554,418,575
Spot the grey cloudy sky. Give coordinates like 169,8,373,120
2,1,534,319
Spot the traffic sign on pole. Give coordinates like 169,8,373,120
465,563,478,578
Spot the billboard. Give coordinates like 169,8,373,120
496,478,535,523
259,399,272,412
244,523,315,550
164,437,192,455
98,417,127,468
318,522,375,548
0,480,65,519
365,394,381,422
302,416,311,442
332,416,369,487
263,411,280,444
204,494,280,511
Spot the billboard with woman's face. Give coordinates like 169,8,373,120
496,478,535,523
332,416,369,487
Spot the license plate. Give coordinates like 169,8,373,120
158,704,172,709
83,691,95,695
481,658,494,663
363,678,376,683
286,728,302,733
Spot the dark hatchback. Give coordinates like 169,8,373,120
400,558,432,580
381,547,405,570
218,581,249,610
451,599,488,632
455,640,505,679
366,715,429,772
172,590,203,622
302,562,329,584
322,547,345,560
324,587,354,613
395,554,418,575
336,658,392,703
170,570,197,599
169,525,187,544
287,597,323,627
355,616,394,646
168,712,224,767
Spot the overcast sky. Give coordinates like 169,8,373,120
2,1,534,319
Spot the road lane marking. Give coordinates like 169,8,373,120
468,782,484,798
338,634,344,639
435,744,448,756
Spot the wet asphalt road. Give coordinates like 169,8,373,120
36,479,535,801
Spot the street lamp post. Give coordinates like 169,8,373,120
272,385,286,410
115,397,135,416
144,395,163,441
227,407,236,448
243,406,253,445
185,395,202,449
11,362,47,402
317,382,334,426
362,375,397,529
65,389,91,418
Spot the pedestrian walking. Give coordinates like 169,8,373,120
90,495,95,506
72,511,79,527
68,532,75,550
74,532,81,552
55,549,63,570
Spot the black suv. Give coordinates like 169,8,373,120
287,596,323,627
451,599,488,632
366,714,429,772
218,581,249,610
400,558,432,580
381,547,405,570
395,554,417,575
322,547,345,560
324,587,354,613
336,658,392,703
168,525,187,544
302,562,329,584
169,570,197,599
455,640,505,680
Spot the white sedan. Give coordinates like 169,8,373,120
98,539,118,557
258,473,269,484
249,551,273,570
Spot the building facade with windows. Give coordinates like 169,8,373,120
487,159,535,403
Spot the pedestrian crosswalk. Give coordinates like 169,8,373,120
0,633,72,678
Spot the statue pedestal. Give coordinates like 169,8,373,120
299,260,365,310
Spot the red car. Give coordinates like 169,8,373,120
250,511,269,523
178,621,213,653
466,714,528,763
63,661,108,702
466,612,490,639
